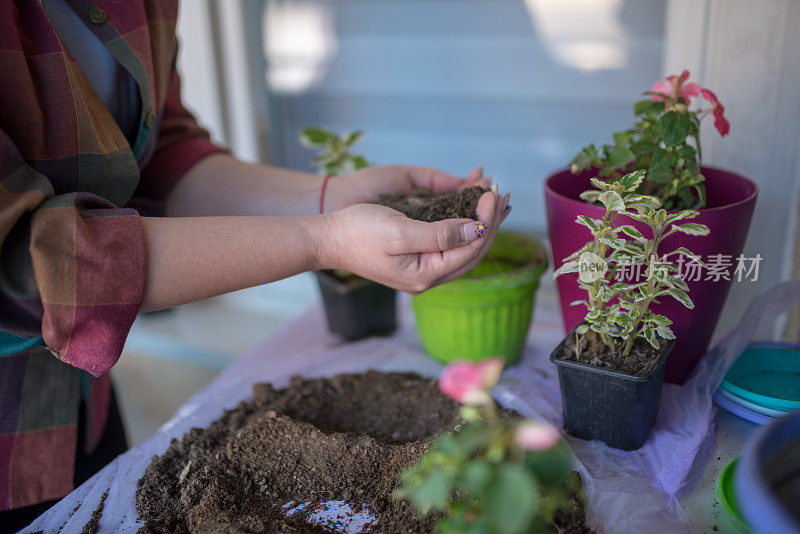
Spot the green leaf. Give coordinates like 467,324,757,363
589,177,614,191
486,464,539,534
678,145,697,161
523,443,572,487
618,170,646,192
658,111,693,147
633,99,653,116
617,225,644,240
648,148,674,184
553,261,580,278
579,189,601,203
403,469,453,513
300,126,331,146
606,145,635,170
650,314,672,326
351,155,369,170
644,100,666,120
630,138,655,156
570,145,599,171
623,210,658,231
666,274,689,291
693,183,707,208
575,215,601,231
598,191,625,212
665,247,706,265
670,222,710,236
642,326,661,349
666,210,699,224
343,130,363,146
564,243,592,262
625,194,662,210
656,325,676,340
459,460,493,495
634,99,664,119
654,209,668,228
613,131,635,147
664,287,694,309
599,237,626,249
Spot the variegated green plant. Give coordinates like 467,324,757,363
554,170,710,356
300,126,370,176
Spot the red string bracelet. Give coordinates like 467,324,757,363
319,174,334,214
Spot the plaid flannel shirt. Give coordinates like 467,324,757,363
0,0,223,510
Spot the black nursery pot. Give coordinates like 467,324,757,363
314,270,397,341
550,325,675,451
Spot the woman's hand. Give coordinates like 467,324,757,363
323,164,492,212
316,188,509,294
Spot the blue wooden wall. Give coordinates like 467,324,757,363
264,0,666,232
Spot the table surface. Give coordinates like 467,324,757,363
24,300,760,534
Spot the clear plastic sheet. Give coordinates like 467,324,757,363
23,282,800,533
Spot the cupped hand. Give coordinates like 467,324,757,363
324,164,492,212
318,188,510,294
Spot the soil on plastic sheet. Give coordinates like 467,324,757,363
81,489,108,534
136,371,590,533
375,186,486,222
562,328,663,376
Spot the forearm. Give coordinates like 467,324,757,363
166,153,325,217
140,214,329,312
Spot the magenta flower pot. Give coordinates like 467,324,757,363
545,166,758,384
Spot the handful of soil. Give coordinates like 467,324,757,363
375,186,486,222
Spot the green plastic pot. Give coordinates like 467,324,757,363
412,231,548,365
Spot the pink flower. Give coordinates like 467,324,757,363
438,358,504,405
701,88,730,137
650,70,701,106
514,421,561,451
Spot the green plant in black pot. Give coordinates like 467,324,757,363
300,126,397,341
569,70,729,210
550,169,709,449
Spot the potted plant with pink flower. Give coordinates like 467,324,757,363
396,359,589,532
545,70,758,383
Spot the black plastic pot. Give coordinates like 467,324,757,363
550,325,674,450
314,270,397,341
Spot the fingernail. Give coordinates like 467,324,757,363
461,221,487,241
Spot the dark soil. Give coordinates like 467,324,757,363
81,489,108,534
375,186,486,222
553,472,592,534
136,371,589,533
561,328,663,376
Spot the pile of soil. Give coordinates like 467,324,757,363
561,328,663,376
375,186,486,222
136,371,589,533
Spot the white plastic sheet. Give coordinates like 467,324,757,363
23,282,800,533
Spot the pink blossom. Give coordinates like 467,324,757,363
438,358,504,405
514,421,561,451
701,88,730,137
650,70,701,105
